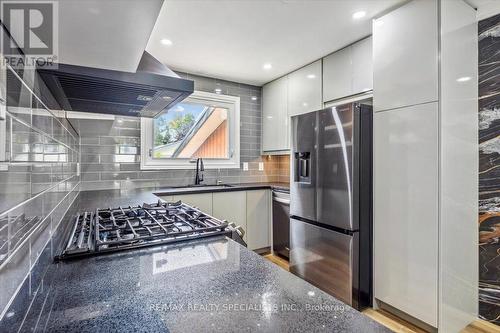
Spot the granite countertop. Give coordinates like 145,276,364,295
11,187,389,332
42,236,389,332
154,182,290,196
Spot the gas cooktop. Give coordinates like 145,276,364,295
56,200,245,260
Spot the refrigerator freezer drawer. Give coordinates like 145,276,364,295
290,218,358,307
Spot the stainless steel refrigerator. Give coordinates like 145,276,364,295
289,102,372,310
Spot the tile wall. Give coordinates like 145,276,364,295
72,71,288,190
0,60,80,321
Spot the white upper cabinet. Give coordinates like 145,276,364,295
373,0,438,112
262,76,289,152
287,60,322,117
323,46,352,102
352,37,373,95
323,37,373,103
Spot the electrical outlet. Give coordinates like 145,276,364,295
258,162,264,171
242,162,248,171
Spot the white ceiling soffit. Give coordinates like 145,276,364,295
146,0,404,86
466,0,500,20
56,0,163,72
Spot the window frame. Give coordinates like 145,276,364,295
140,90,240,170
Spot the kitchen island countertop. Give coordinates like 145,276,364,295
42,236,390,332
3,187,389,333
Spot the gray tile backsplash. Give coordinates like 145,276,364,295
0,63,80,320
0,67,290,325
72,72,283,191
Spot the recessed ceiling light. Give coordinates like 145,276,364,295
161,38,173,46
456,76,471,82
251,96,258,101
215,88,222,94
306,74,316,79
352,11,366,19
116,119,123,124
263,63,272,70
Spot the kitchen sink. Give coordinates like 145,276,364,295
186,184,234,190
158,184,235,192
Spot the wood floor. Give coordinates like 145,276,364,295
263,253,289,271
262,254,498,333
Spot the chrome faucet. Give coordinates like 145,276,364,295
194,158,204,185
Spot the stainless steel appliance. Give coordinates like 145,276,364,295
35,51,193,118
272,189,290,259
56,200,245,260
290,102,372,310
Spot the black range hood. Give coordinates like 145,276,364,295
37,52,193,118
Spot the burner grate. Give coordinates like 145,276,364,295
58,200,232,260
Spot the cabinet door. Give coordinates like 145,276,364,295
373,0,438,111
212,191,247,240
323,46,352,102
158,195,174,203
262,76,289,152
351,36,373,95
175,193,213,215
246,190,270,250
373,103,438,326
288,60,322,116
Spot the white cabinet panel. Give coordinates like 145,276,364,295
373,0,438,111
323,37,373,103
246,190,270,250
288,60,322,116
323,46,352,102
175,193,213,215
439,0,478,330
158,195,174,203
352,36,373,95
213,191,247,241
374,103,439,326
262,76,289,152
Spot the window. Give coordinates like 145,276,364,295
141,91,240,169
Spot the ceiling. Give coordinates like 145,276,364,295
55,0,163,72
467,0,500,19
146,0,405,86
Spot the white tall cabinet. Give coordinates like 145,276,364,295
373,0,478,331
374,103,439,326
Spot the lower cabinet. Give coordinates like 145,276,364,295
174,193,213,215
158,190,271,251
213,191,247,241
246,190,270,250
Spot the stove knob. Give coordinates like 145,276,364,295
235,225,245,238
